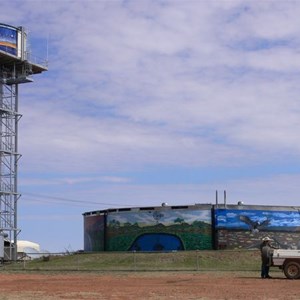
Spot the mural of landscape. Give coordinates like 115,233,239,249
215,208,300,249
106,208,212,251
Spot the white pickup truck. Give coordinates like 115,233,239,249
271,249,300,279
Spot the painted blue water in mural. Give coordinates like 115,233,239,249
130,233,184,251
216,209,300,232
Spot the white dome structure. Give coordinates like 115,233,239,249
17,240,43,259
17,240,40,252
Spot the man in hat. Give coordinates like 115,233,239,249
260,236,276,279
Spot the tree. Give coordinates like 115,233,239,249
174,217,184,224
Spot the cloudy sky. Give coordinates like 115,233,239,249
1,0,300,251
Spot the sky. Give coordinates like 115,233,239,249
1,0,300,252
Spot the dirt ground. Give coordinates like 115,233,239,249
0,271,299,300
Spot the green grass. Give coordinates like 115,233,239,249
1,250,263,272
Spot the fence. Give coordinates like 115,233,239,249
0,250,263,272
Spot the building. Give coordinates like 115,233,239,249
83,202,300,251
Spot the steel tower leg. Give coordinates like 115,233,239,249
0,67,21,261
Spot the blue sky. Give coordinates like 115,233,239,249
1,0,300,252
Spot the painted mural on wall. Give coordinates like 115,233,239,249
215,208,300,249
84,214,105,251
106,208,212,251
216,208,300,231
0,24,17,56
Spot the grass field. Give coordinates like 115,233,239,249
1,249,263,272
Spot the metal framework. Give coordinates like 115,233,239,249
0,25,47,260
0,73,20,261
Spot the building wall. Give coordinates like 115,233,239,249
84,213,105,251
215,206,300,249
83,205,213,251
106,206,212,251
83,204,300,252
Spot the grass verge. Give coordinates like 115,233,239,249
1,250,264,272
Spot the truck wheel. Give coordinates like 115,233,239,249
284,261,300,279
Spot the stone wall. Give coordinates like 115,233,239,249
217,230,300,250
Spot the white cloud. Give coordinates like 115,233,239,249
5,0,298,181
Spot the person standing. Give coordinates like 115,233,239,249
260,236,275,279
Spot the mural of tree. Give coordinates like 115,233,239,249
108,219,120,228
174,217,184,224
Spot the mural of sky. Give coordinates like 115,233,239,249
107,209,212,227
216,209,300,231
